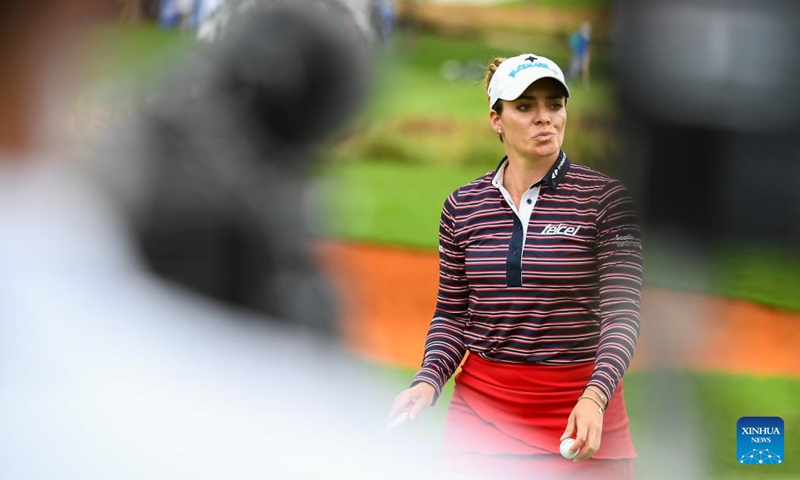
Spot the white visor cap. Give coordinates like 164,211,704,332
487,54,570,110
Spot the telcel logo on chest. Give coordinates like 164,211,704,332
541,223,580,236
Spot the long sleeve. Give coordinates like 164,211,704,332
587,180,643,403
411,193,470,398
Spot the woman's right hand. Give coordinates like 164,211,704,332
387,382,436,422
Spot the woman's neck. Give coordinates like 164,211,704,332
503,151,560,195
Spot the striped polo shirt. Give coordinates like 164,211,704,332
412,151,642,404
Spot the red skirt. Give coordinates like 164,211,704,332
438,353,636,480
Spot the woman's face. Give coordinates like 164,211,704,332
490,78,567,163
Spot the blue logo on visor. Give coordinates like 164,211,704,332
509,61,553,78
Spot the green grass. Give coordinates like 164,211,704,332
370,362,800,480
348,32,619,176
322,161,493,249
643,239,800,313
711,245,800,310
626,371,800,480
80,22,197,85
70,23,198,132
389,31,505,74
370,32,615,121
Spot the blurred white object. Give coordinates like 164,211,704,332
0,158,403,480
384,411,410,432
0,3,392,475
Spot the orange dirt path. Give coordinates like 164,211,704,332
320,241,800,377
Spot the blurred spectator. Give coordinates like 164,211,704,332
568,21,592,85
158,0,199,29
373,0,396,46
159,0,182,28
614,1,800,479
101,0,376,337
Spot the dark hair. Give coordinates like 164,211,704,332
485,57,506,142
485,57,506,115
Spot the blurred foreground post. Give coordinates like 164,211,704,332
615,1,800,478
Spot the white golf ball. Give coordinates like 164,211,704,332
385,411,410,431
560,438,578,459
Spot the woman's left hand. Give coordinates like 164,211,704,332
559,396,604,462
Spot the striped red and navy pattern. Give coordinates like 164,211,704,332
412,152,642,404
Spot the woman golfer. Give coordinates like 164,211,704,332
388,53,642,480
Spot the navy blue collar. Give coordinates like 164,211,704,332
492,150,571,191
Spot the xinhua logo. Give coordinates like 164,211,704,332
737,417,784,465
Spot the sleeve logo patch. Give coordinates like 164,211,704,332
614,234,639,248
